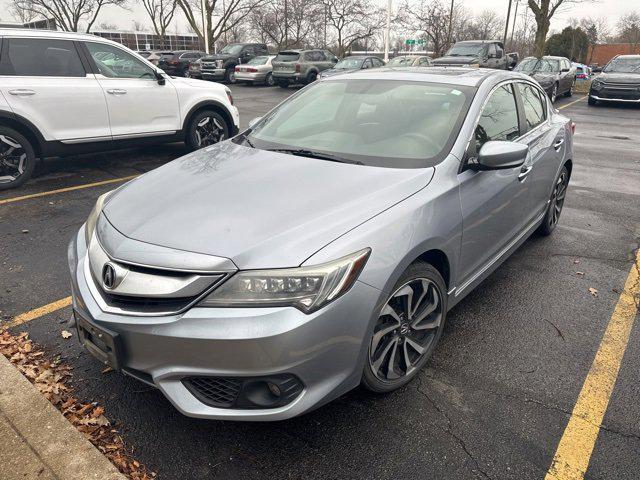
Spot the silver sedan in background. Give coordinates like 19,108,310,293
68,68,574,421
234,55,276,86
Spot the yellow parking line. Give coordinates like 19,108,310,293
0,175,138,206
558,95,587,110
3,297,72,329
545,251,640,480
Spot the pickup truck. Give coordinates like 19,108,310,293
432,40,509,69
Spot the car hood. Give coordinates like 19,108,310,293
597,72,640,83
432,55,479,65
529,72,557,84
103,142,434,269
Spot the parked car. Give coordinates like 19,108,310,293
0,29,239,190
385,55,432,67
432,40,509,69
589,55,640,106
507,52,519,70
69,67,573,420
199,43,269,83
318,55,385,79
573,62,592,80
271,49,338,87
514,56,575,102
233,55,276,86
157,50,205,77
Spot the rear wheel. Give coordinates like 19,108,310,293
306,71,318,84
0,127,36,191
537,165,569,236
277,80,289,88
362,262,447,393
185,110,230,151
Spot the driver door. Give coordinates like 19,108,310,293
82,41,180,138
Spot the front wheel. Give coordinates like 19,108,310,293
588,95,598,106
0,127,36,191
362,262,447,393
265,73,275,87
224,68,236,84
537,165,569,236
550,83,558,103
185,110,230,151
565,82,574,97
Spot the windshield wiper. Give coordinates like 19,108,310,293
267,148,363,165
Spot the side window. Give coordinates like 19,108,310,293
362,58,373,69
495,44,504,58
86,42,155,79
418,57,430,65
517,83,546,131
1,38,85,77
316,51,327,61
475,84,520,151
488,44,497,57
372,58,384,67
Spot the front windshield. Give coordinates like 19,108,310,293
334,58,364,69
604,57,640,73
248,56,269,65
447,43,485,57
515,58,557,73
240,80,474,168
387,56,414,66
220,44,243,55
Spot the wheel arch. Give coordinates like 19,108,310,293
182,101,237,137
415,249,451,289
0,111,44,158
563,158,573,179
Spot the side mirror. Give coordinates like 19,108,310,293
248,117,262,129
496,51,503,59
332,57,339,64
561,68,570,72
475,141,528,170
154,70,165,85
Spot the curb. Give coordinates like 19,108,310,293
0,353,126,480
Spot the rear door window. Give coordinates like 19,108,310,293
475,83,520,150
275,52,300,62
517,83,546,131
1,38,85,77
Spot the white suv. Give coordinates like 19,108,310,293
0,29,240,190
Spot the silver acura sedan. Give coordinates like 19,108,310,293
68,67,574,420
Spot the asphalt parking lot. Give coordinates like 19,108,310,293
0,85,639,479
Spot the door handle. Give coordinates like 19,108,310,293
8,89,36,96
553,138,565,151
106,89,127,95
518,165,533,181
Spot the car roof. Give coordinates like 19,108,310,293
0,28,103,42
456,40,501,44
323,67,523,87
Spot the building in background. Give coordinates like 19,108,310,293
0,18,57,29
92,30,203,52
588,43,640,66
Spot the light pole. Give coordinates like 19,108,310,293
503,0,513,48
509,0,519,49
384,0,391,62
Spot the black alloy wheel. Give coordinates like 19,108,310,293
186,110,230,151
362,262,447,393
0,127,36,191
538,165,569,236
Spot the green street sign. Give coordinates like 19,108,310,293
405,39,425,45
405,39,415,45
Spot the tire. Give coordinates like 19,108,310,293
224,68,236,84
0,126,36,191
278,80,289,88
306,71,318,84
565,81,574,97
362,261,447,393
537,165,569,236
265,73,275,87
588,96,598,106
549,83,558,103
185,109,230,152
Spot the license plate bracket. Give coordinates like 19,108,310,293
75,312,121,371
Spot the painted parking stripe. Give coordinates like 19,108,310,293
4,297,72,329
0,175,138,206
545,250,640,480
558,96,587,110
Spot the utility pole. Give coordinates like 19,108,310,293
384,0,391,62
201,0,209,53
447,0,454,49
509,0,519,49
284,0,289,48
503,0,513,47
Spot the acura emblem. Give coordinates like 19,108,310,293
102,263,117,289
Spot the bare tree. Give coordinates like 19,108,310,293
579,16,608,64
455,9,503,42
177,0,267,50
132,20,146,31
9,3,39,23
617,12,640,53
401,0,452,56
249,0,322,50
142,0,177,49
527,0,592,57
323,0,384,57
11,0,127,32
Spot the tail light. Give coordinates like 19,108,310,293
235,66,240,71
168,60,179,65
571,122,576,134
295,63,301,73
247,68,258,73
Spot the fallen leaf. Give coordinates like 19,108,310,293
589,287,598,297
573,259,580,264
61,330,73,339
576,271,585,276
101,366,113,374
21,229,29,234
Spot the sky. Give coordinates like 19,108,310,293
0,0,635,36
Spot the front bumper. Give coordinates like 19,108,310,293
68,228,381,420
590,92,640,103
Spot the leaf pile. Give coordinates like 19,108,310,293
0,329,156,479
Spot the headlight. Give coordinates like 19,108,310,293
591,79,603,90
84,191,113,245
198,248,371,313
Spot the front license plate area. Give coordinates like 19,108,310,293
75,312,121,371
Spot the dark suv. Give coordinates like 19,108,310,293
589,55,640,106
157,50,205,77
432,40,509,69
199,43,269,83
